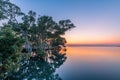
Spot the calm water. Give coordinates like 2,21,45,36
56,47,120,80
10,46,120,80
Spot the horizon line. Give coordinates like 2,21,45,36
66,44,120,47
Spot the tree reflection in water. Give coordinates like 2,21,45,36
8,47,67,80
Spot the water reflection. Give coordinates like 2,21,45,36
8,48,67,80
67,47,120,62
56,47,120,80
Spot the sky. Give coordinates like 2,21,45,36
10,0,120,44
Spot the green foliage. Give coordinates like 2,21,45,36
8,48,67,80
0,0,23,21
0,0,76,79
16,11,76,59
0,27,25,79
36,48,47,57
51,37,67,47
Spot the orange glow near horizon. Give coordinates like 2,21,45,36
63,30,120,45
64,35,120,44
67,47,120,62
66,39,120,44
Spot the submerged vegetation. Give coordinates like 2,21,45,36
0,0,75,79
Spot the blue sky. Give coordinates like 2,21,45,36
10,0,120,44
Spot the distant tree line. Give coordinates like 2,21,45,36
0,0,76,79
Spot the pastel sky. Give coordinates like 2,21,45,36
10,0,120,44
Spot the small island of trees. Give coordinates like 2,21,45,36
0,0,76,79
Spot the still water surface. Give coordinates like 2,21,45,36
56,47,120,80
11,46,120,80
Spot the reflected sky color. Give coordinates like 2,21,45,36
56,47,120,80
10,0,120,44
67,47,120,63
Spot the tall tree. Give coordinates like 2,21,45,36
0,0,76,79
